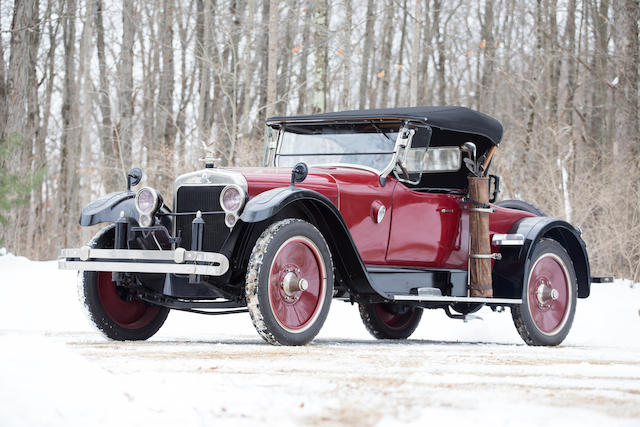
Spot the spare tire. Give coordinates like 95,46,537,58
496,199,546,216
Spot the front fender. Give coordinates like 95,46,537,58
79,191,172,230
79,191,138,226
493,216,591,299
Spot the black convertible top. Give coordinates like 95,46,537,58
267,106,503,145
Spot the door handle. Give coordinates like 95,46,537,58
440,208,454,213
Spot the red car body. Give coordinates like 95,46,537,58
239,166,533,269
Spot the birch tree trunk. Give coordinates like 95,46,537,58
340,0,352,109
118,0,135,173
59,0,78,248
312,0,328,113
296,3,311,113
95,0,118,192
409,0,421,106
612,0,639,161
394,0,408,106
266,0,279,118
156,0,176,192
359,0,374,109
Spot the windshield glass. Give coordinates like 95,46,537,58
275,123,400,172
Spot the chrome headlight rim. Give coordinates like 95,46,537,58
219,184,246,215
135,187,162,227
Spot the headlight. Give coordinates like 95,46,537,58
135,187,162,227
220,185,245,213
220,184,245,228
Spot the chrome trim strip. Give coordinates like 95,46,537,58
491,233,525,246
58,260,227,276
393,295,522,304
470,253,502,260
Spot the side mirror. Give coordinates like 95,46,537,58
290,162,308,186
127,167,143,191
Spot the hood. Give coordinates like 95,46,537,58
228,166,385,208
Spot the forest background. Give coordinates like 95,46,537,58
0,0,638,280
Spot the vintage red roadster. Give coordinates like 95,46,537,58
59,106,596,346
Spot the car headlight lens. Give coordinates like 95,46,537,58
136,187,160,214
135,187,162,228
220,185,245,213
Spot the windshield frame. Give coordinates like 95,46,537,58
270,121,412,177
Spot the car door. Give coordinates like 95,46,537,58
385,183,468,269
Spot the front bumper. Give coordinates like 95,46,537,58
58,247,229,276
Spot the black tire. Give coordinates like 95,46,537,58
511,238,577,346
78,225,170,341
245,219,334,345
359,302,422,339
496,199,546,216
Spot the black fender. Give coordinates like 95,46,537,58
79,191,171,230
492,216,591,299
79,191,138,226
239,186,382,297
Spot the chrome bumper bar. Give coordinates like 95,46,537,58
58,247,229,276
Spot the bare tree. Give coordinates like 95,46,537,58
311,0,328,113
266,0,279,118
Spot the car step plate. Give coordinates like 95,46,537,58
393,294,522,304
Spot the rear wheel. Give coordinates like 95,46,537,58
359,302,422,339
511,239,577,346
78,226,170,341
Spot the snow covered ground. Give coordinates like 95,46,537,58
1,252,639,426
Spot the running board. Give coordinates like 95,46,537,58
393,295,522,305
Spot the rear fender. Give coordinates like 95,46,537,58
239,186,380,297
493,217,591,299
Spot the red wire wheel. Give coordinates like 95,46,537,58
359,303,422,339
267,237,327,332
512,238,577,346
97,271,161,329
246,219,334,346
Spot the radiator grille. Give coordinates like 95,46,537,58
175,185,229,252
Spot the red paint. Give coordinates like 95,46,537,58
268,238,325,331
387,186,468,268
237,166,535,270
238,166,395,264
97,272,160,329
374,304,420,330
527,255,571,333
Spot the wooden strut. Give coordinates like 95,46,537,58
468,176,493,297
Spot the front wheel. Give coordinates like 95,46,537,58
511,238,577,346
245,219,334,346
78,226,170,341
359,303,422,339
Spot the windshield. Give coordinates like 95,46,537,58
275,123,400,172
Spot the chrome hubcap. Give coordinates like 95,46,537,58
282,271,308,297
535,279,559,308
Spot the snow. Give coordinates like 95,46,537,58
1,251,639,426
